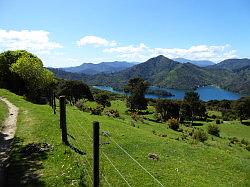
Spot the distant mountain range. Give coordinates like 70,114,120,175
173,58,215,67
62,61,136,74
49,56,250,95
60,58,215,75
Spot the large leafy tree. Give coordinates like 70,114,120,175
95,92,111,108
233,97,250,123
181,92,206,124
126,77,149,111
155,99,180,122
56,79,94,103
0,50,26,93
0,50,56,103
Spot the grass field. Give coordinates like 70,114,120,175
0,98,8,129
0,89,249,186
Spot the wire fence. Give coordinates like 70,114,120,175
56,97,165,187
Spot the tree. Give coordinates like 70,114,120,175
10,53,55,103
56,79,93,103
126,78,149,111
155,99,180,122
181,92,206,125
233,97,250,123
0,50,27,94
95,92,111,107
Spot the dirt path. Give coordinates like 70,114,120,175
0,97,19,185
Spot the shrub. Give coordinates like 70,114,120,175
246,145,250,151
75,100,86,111
193,129,208,142
215,119,221,124
105,109,120,118
168,118,179,131
90,105,104,115
241,138,249,146
208,124,220,137
229,137,239,144
222,109,238,121
211,114,217,119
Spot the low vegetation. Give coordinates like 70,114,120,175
0,99,8,128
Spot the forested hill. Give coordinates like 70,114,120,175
50,55,250,95
208,58,250,70
61,61,135,74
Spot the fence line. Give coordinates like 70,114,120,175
68,111,112,187
72,113,133,186
66,113,93,185
102,151,132,187
64,104,165,187
108,136,165,187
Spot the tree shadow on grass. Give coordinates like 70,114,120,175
3,137,51,187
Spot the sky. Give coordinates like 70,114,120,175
0,0,249,67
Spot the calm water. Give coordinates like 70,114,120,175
93,85,241,101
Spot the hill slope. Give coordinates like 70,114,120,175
62,61,135,74
209,58,250,70
1,89,249,186
173,58,215,67
51,55,250,95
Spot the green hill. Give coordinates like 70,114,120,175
50,55,250,95
0,89,249,186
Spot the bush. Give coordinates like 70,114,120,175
90,105,104,115
222,109,238,121
215,119,221,124
168,118,179,131
241,138,249,146
229,137,239,144
246,145,250,151
75,100,86,111
105,109,120,118
193,129,208,142
208,124,220,137
211,114,217,119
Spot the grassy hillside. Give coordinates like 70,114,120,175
0,99,8,129
0,89,249,186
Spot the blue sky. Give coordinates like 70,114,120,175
0,0,249,67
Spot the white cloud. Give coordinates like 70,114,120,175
77,35,117,47
104,43,237,62
0,29,62,54
103,43,147,53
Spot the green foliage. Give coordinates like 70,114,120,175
105,109,120,118
126,78,149,111
0,100,8,128
75,100,86,111
222,109,238,121
0,50,55,103
232,97,250,122
56,79,93,103
208,124,220,137
94,92,111,107
90,105,104,115
193,128,208,142
181,92,206,123
168,118,179,131
215,119,221,124
155,99,180,122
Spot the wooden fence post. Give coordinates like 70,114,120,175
60,96,68,144
93,121,100,187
